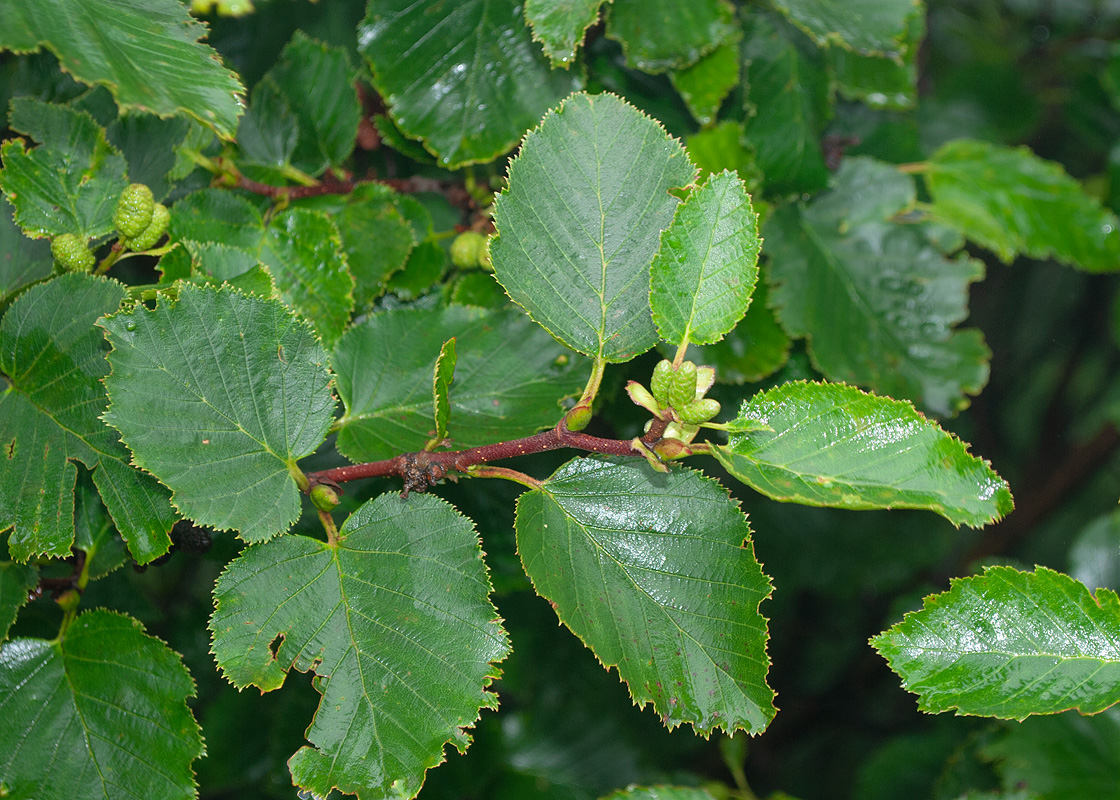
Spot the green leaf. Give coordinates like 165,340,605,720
924,140,1120,272
209,492,510,800
0,98,129,240
713,381,1013,528
982,708,1120,800
741,14,830,196
829,10,921,111
650,170,761,348
0,561,37,642
0,609,203,799
0,0,245,139
0,273,175,562
525,0,606,67
606,0,737,73
685,121,763,189
294,183,416,308
429,337,459,446
236,76,299,171
764,157,991,415
872,566,1120,718
73,471,128,580
675,278,791,384
671,34,742,126
258,208,354,346
100,284,335,542
106,113,192,201
770,0,917,55
516,456,775,735
491,92,696,362
334,306,586,462
359,0,581,168
266,32,361,176
386,239,445,299
169,188,265,252
0,201,52,302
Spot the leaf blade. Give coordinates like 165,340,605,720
0,273,175,562
333,306,586,462
650,170,761,348
491,91,696,362
872,566,1120,718
100,284,335,541
0,0,244,139
209,492,510,799
713,381,1013,528
0,609,203,799
516,456,775,735
359,0,580,168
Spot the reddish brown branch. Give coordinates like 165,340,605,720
306,422,664,497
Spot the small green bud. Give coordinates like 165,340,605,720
113,183,155,238
667,361,698,409
565,404,593,431
310,484,340,512
56,588,81,614
122,202,169,252
450,231,488,269
50,233,96,272
678,398,721,424
654,437,693,461
650,359,674,404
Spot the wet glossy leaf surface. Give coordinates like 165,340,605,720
0,99,128,240
740,15,830,196
0,0,244,139
359,0,580,167
210,492,510,800
516,456,775,735
525,0,606,66
0,274,175,562
770,0,916,55
0,561,36,642
607,0,737,73
334,306,586,462
925,140,1120,272
0,609,203,799
491,92,696,362
873,566,1120,718
1069,509,1120,592
650,170,761,348
0,202,52,302
714,381,1013,527
101,284,335,542
765,158,990,415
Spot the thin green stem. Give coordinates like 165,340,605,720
577,357,607,409
672,340,690,368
